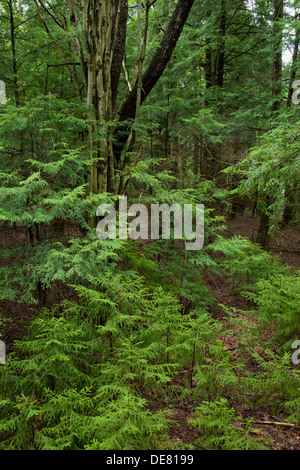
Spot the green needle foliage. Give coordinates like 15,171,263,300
189,398,268,450
224,119,300,236
209,235,286,288
245,272,300,347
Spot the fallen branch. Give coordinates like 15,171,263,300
254,420,298,428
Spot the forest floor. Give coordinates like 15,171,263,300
148,212,300,451
0,211,299,450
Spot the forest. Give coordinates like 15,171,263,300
0,0,299,452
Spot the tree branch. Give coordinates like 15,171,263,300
34,0,75,78
114,0,195,164
111,0,128,111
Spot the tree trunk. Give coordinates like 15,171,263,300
81,0,115,201
257,0,283,250
287,22,300,107
8,0,19,106
283,21,300,224
271,0,283,114
256,206,272,251
114,0,195,166
215,0,227,88
204,7,213,107
35,0,196,205
193,134,200,177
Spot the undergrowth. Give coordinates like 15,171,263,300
0,230,299,450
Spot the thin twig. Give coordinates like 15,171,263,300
254,420,298,428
